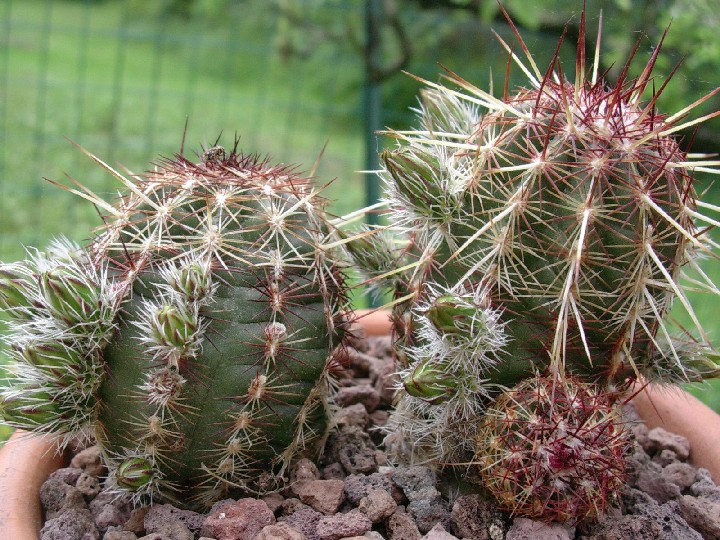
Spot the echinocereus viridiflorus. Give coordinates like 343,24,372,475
0,142,351,509
345,10,720,522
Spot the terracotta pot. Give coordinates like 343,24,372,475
0,431,67,540
0,308,718,539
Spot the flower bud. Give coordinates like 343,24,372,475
0,390,61,426
18,342,82,382
151,304,198,350
41,266,100,325
168,260,213,303
116,457,155,490
403,358,457,403
427,294,475,334
384,150,451,220
0,264,38,316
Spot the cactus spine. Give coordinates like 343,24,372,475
0,144,350,509
353,12,720,522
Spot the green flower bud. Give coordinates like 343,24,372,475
0,390,61,426
152,304,198,350
384,150,451,220
19,342,79,368
403,358,457,403
426,294,478,336
339,227,398,279
169,261,212,303
116,457,155,490
41,266,100,325
0,264,38,315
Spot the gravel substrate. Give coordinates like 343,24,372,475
38,334,720,540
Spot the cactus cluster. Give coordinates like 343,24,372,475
0,144,350,509
350,12,720,522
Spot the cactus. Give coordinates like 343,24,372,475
0,143,350,509
475,373,630,523
352,11,720,522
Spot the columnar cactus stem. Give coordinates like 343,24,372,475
1,143,351,509
351,10,720,523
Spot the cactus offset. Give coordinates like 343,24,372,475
351,11,720,522
0,143,350,509
476,373,629,522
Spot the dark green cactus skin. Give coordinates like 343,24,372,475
97,270,335,506
0,146,349,509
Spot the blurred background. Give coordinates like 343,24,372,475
1,0,720,443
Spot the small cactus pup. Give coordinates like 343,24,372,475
476,372,630,523
347,10,720,523
0,142,352,509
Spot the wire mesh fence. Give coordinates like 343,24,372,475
0,1,370,261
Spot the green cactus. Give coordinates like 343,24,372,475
0,144,350,509
351,12,720,521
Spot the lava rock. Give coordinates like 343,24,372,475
689,468,720,503
662,462,697,491
201,498,276,540
279,507,324,540
344,472,395,505
256,522,307,539
645,427,690,461
422,523,459,539
634,500,703,540
387,508,422,540
358,488,397,523
580,514,663,540
334,384,381,412
290,458,321,490
76,472,102,498
450,494,506,540
144,503,205,536
315,509,372,540
40,476,87,519
391,466,437,500
327,426,379,475
506,518,573,540
296,479,346,514
103,529,138,540
678,495,720,540
336,402,371,428
406,487,451,534
636,469,682,504
40,507,99,540
71,446,105,478
47,466,83,486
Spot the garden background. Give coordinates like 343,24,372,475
2,0,720,443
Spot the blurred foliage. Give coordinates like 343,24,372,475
117,0,720,149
